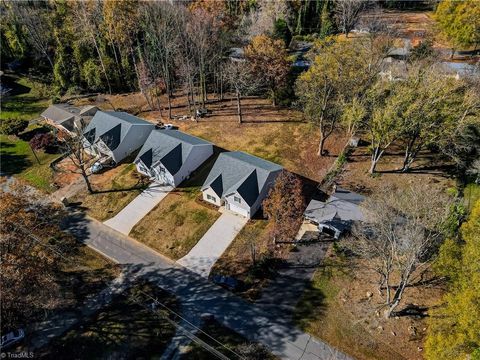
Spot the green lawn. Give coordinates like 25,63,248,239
1,76,50,121
39,282,177,359
130,186,221,260
0,128,60,192
0,76,58,192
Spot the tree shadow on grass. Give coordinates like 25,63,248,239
0,143,31,175
292,280,327,331
18,126,51,142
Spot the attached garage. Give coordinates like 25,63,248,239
226,201,250,218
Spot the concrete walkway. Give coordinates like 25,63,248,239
176,212,248,277
104,183,172,235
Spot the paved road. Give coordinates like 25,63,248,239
177,212,248,277
65,211,352,360
104,184,172,235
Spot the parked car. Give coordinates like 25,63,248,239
212,274,240,291
1,329,25,350
90,158,116,174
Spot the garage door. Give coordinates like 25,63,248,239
226,201,249,218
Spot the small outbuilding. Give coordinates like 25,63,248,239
134,129,213,187
304,187,365,239
41,104,98,135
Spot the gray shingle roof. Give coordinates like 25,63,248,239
134,130,211,175
305,187,365,225
83,111,152,150
202,151,283,203
41,104,80,124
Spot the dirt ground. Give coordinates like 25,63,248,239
52,157,81,188
337,141,455,196
296,245,444,360
74,93,346,183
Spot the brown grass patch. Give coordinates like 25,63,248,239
130,187,221,260
74,92,348,183
295,247,444,360
71,163,148,221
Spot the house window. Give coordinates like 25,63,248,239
207,194,216,202
234,196,241,203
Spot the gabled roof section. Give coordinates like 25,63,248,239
304,188,365,225
160,143,183,175
139,148,153,169
333,187,365,205
236,169,259,206
83,111,153,150
99,123,121,150
134,129,212,175
209,175,223,197
84,128,96,144
202,151,283,204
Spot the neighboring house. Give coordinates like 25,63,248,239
304,187,365,239
201,151,283,218
41,104,98,135
83,111,155,164
134,129,213,187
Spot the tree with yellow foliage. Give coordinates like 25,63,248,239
244,35,289,107
426,200,480,360
435,0,480,54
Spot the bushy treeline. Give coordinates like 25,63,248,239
0,0,340,97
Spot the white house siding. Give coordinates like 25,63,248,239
224,170,281,219
202,187,222,206
172,145,213,187
152,163,175,185
225,191,252,218
135,161,152,178
111,124,154,163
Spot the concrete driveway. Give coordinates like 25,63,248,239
104,183,172,235
177,211,248,277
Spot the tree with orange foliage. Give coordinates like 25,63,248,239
0,184,68,330
263,171,305,243
244,35,289,106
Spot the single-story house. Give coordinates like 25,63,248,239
134,129,213,187
201,151,283,218
83,111,155,164
304,187,365,239
41,104,98,135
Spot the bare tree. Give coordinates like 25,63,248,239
9,2,54,68
348,185,452,318
140,2,182,119
333,0,366,37
59,127,97,194
225,60,260,124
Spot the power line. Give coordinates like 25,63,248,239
8,223,245,359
